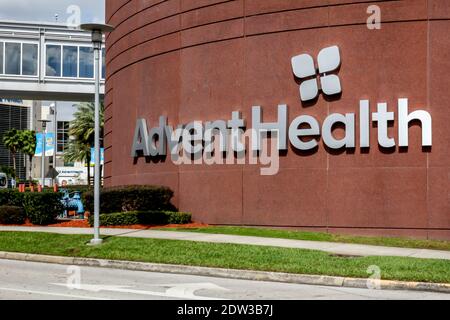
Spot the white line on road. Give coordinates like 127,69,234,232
0,286,110,300
51,282,229,300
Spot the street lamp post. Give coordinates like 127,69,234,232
50,102,57,186
37,120,51,188
80,23,115,246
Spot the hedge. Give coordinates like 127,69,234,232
0,190,63,225
84,185,176,214
0,186,181,226
23,192,64,225
0,189,24,207
0,206,26,225
88,211,192,227
61,185,92,193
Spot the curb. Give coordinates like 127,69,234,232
1,251,449,294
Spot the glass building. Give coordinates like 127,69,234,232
0,21,107,101
0,21,108,182
0,40,105,79
0,99,30,180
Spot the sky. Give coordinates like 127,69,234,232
0,0,105,24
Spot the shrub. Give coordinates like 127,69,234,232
84,185,175,214
0,190,24,207
0,206,26,225
165,211,192,224
90,212,139,227
89,211,192,227
0,190,64,225
23,192,63,225
61,185,92,193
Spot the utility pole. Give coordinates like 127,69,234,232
38,120,51,187
80,23,115,246
51,102,57,185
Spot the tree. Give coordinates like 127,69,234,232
69,102,104,148
0,166,16,179
2,129,22,175
64,102,104,186
19,130,37,181
64,139,92,184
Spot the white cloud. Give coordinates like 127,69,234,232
0,0,105,24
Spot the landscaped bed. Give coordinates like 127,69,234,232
0,185,194,229
0,218,207,230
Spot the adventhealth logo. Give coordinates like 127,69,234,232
132,44,433,175
291,46,342,102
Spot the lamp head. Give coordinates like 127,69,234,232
80,23,115,47
38,119,51,130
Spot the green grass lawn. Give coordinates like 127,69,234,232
0,231,449,284
161,226,450,251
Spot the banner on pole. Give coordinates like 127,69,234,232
35,133,55,157
90,147,104,165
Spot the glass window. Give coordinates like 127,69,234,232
0,42,3,74
5,42,21,75
102,48,106,79
63,46,78,77
46,45,61,76
57,121,70,153
22,43,38,76
79,46,93,78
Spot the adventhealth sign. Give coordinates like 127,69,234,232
292,46,342,101
132,46,432,160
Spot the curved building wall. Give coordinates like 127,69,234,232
105,0,450,239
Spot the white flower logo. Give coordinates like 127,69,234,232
291,46,342,102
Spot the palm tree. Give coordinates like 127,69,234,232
64,102,104,186
69,102,104,147
64,139,92,185
2,129,22,175
19,130,37,181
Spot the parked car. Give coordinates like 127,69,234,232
0,173,8,189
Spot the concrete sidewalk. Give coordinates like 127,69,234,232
0,226,449,260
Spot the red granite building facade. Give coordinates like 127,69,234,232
105,0,450,239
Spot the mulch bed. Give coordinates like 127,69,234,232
1,218,208,230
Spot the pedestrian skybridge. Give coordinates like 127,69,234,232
0,21,105,101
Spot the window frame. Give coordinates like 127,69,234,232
56,120,70,154
5,41,22,76
21,42,39,76
78,45,94,79
62,45,78,78
0,41,4,75
102,47,106,80
45,43,63,78
0,40,39,77
45,41,105,80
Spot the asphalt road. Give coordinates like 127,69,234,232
0,259,448,300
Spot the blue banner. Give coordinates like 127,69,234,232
35,133,55,157
90,147,104,165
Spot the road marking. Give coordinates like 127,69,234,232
165,283,229,300
51,282,229,300
0,286,109,300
